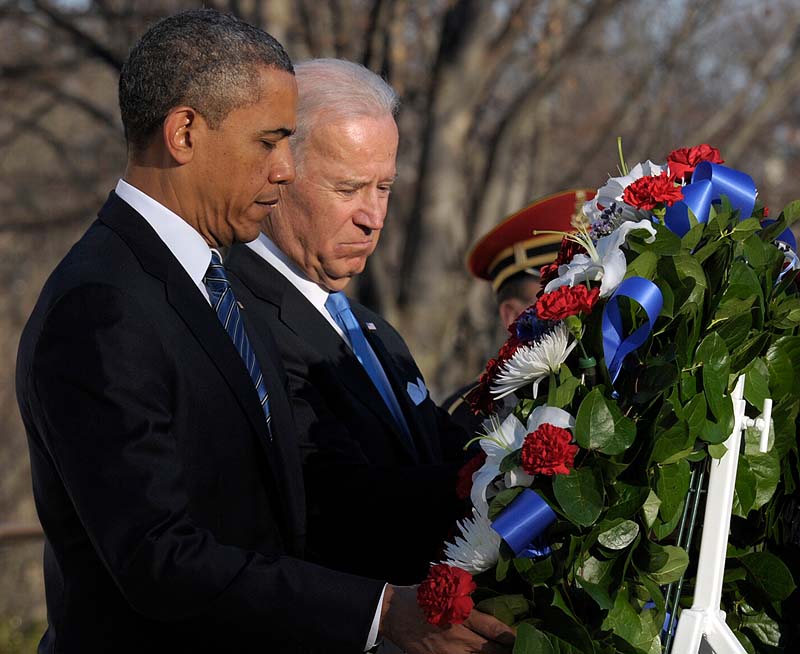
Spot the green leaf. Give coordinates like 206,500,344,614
513,623,555,654
499,450,521,474
597,519,639,550
683,393,707,435
708,443,727,459
551,375,581,410
513,556,554,586
601,587,657,650
575,388,636,455
731,217,762,240
694,332,731,421
743,426,779,509
765,336,800,399
740,551,797,601
476,594,528,626
739,604,781,647
655,459,691,523
743,358,770,410
732,456,756,517
606,483,650,521
625,250,659,280
650,420,693,464
553,466,604,527
641,490,661,528
576,555,615,610
645,545,689,584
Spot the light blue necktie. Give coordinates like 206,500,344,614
204,251,272,439
325,291,414,448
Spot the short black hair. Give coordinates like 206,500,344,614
119,8,293,152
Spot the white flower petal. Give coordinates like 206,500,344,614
504,469,535,488
441,507,502,574
471,414,527,512
490,323,576,399
526,405,576,432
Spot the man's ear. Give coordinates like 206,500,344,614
499,299,524,331
162,107,201,164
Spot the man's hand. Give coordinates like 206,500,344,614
380,584,515,654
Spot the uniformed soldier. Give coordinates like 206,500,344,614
444,189,595,435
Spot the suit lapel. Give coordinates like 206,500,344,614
228,245,419,460
353,307,437,464
98,193,272,451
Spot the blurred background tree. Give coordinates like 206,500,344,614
3,0,800,641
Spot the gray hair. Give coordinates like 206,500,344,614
292,58,399,166
119,8,293,152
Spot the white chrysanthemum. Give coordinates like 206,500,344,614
470,405,575,514
490,322,576,400
544,218,657,297
583,160,668,224
441,507,502,574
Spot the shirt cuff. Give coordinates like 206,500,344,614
365,583,388,650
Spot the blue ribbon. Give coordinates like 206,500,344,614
602,276,663,386
664,162,757,236
491,489,556,557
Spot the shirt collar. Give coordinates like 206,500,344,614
115,179,212,292
246,234,351,343
246,233,332,314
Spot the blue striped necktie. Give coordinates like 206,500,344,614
204,251,272,439
325,291,414,449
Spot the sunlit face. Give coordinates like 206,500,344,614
191,66,297,247
266,113,399,291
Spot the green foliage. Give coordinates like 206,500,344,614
457,155,800,654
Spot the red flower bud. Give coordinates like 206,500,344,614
417,564,476,626
622,172,683,211
520,423,578,476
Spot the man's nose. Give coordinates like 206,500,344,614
355,191,385,230
269,147,295,185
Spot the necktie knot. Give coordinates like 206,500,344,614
324,291,351,319
204,251,231,308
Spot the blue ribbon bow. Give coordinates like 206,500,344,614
602,276,663,386
491,489,556,557
664,161,757,236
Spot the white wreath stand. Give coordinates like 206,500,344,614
669,376,772,654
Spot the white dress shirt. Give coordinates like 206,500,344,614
115,179,212,303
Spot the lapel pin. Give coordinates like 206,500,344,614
366,322,377,331
237,301,245,310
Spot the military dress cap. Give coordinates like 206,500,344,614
467,188,596,291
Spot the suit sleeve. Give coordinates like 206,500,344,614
25,284,383,648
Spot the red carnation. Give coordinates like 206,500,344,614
455,451,487,500
417,564,476,626
622,172,683,210
466,335,520,415
667,144,724,182
520,423,578,476
535,284,600,321
540,237,587,287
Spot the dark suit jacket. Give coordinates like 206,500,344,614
15,193,383,654
227,243,468,584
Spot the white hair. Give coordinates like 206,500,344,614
292,58,399,166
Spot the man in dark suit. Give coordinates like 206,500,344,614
227,59,471,586
16,11,512,654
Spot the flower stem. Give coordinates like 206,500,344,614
617,136,629,176
547,371,557,406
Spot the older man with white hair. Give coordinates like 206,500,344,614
227,59,509,652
